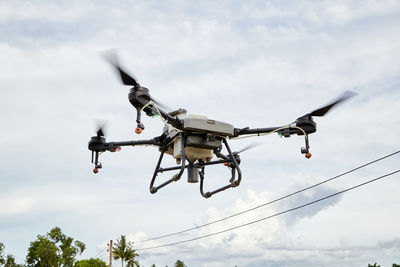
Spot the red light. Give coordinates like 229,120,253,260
224,162,229,166
93,168,99,174
135,128,143,134
305,153,312,159
115,147,121,152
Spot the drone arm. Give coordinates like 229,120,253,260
234,126,299,137
235,126,280,136
157,108,183,129
234,125,313,158
107,139,158,148
88,136,162,173
89,136,161,151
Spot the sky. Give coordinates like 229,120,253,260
0,0,400,266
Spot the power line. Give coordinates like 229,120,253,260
99,251,108,258
134,169,399,251
93,246,107,259
93,248,106,258
134,150,400,244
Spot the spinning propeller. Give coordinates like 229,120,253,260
103,51,139,87
96,125,105,138
295,90,357,136
103,52,171,134
309,90,357,117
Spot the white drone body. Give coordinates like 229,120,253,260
164,110,234,163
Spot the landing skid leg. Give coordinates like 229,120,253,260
199,138,242,198
149,133,187,193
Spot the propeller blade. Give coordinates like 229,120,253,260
235,142,262,154
101,51,176,114
94,120,107,137
102,51,139,87
97,127,105,137
309,90,356,117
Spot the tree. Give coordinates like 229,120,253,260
126,257,139,267
368,264,380,267
74,258,107,267
4,255,24,267
1,242,24,267
0,242,5,265
26,235,61,267
26,227,85,267
174,260,186,267
112,236,138,267
125,248,139,267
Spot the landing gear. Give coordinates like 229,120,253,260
148,135,242,198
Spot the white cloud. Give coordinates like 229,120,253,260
0,1,93,22
1,0,400,266
0,195,35,216
131,188,400,266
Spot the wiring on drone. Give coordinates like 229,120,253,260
134,169,399,251
231,125,289,140
133,150,400,244
140,100,181,133
231,123,307,140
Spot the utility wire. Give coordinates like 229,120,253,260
135,169,399,251
99,251,108,258
134,150,400,243
93,246,108,259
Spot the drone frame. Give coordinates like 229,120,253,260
88,114,312,198
89,52,355,198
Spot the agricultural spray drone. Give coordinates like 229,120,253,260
88,53,355,198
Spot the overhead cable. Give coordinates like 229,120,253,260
93,246,107,259
134,150,400,243
135,169,399,251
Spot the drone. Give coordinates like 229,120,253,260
88,53,355,198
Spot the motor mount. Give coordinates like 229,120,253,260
295,115,316,135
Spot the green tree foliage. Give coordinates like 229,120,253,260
26,235,61,267
174,260,186,267
393,264,400,267
26,227,85,267
4,255,24,267
126,258,139,267
1,242,24,267
0,243,5,265
74,258,107,267
368,264,380,267
112,235,138,267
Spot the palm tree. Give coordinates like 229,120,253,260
126,251,140,267
174,260,187,267
113,235,137,267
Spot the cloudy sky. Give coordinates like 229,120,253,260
1,0,400,266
